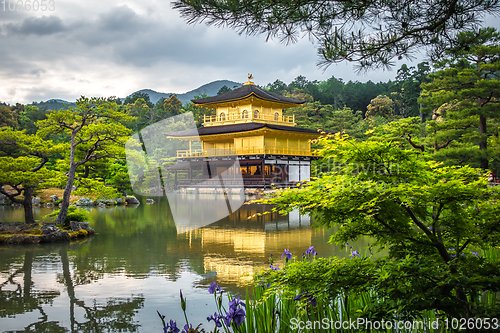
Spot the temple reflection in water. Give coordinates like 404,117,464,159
0,199,368,332
168,195,323,284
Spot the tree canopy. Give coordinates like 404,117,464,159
173,0,500,71
0,129,64,223
260,134,500,319
420,27,500,169
37,97,134,225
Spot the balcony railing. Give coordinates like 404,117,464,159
177,147,316,158
203,113,295,125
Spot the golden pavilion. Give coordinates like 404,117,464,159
167,75,320,188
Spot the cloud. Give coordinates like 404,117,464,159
70,5,154,46
30,68,47,77
2,0,499,105
4,15,66,36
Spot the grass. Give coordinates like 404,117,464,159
2,186,90,204
35,187,89,203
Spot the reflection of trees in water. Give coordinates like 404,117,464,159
58,247,144,333
0,247,144,333
0,249,64,331
81,201,187,281
0,250,60,315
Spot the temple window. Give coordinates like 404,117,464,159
220,112,226,121
253,110,260,119
242,110,249,118
274,112,280,121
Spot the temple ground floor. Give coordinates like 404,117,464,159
166,154,318,189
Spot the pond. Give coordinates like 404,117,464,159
0,196,370,332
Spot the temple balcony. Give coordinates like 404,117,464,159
177,147,316,158
203,113,295,127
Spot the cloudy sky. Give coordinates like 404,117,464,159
1,0,498,105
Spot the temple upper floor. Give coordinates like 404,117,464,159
192,77,305,127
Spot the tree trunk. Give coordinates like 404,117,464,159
23,250,33,300
478,115,488,170
56,132,77,226
56,164,77,226
23,186,35,224
60,248,76,331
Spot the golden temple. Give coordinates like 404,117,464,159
167,76,321,188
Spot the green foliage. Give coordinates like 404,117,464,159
44,206,89,226
0,128,66,223
257,250,500,329
217,85,232,95
419,27,500,169
182,94,213,127
163,95,183,116
365,95,394,119
392,62,431,118
260,134,500,318
18,105,48,134
0,103,19,129
124,92,153,108
37,96,134,225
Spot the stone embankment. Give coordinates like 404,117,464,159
0,222,95,245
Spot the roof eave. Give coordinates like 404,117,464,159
192,92,306,107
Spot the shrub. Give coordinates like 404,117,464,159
43,206,89,226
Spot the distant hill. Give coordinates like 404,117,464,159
30,99,75,111
29,80,243,109
125,80,242,105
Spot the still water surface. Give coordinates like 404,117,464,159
0,196,369,332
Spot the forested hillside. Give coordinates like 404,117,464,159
1,29,499,214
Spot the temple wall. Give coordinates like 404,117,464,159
215,103,283,121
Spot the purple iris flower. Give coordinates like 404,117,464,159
270,264,279,271
293,290,317,307
229,296,246,309
220,296,246,328
349,250,360,258
208,281,221,294
181,324,193,333
472,252,479,256
281,249,292,261
207,312,223,327
164,320,180,333
223,313,232,327
305,246,317,256
232,308,246,326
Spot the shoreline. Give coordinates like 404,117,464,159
0,221,95,245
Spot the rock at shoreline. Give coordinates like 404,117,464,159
145,198,155,204
0,192,9,205
125,196,140,205
50,194,59,202
97,202,107,208
76,197,95,206
0,222,95,245
32,197,41,205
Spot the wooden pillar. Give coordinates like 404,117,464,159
262,160,265,188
